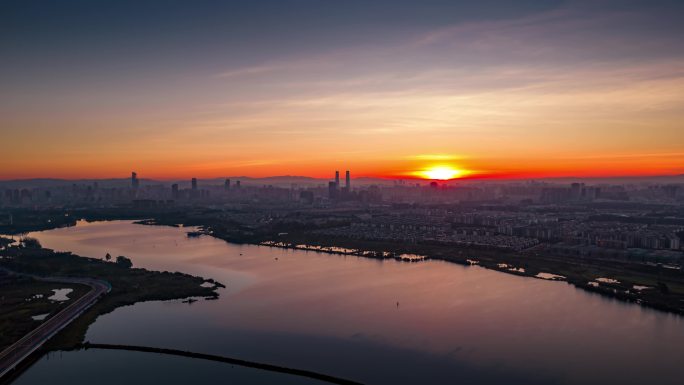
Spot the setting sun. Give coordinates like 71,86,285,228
417,166,467,180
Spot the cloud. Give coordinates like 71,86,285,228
79,0,684,170
217,65,279,78
408,154,466,161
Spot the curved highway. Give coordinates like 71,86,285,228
0,275,110,379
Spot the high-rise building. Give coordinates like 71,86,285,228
570,182,584,201
328,181,338,200
191,178,198,190
584,186,599,201
171,184,179,199
131,172,139,189
299,190,314,204
235,180,241,188
335,171,340,189
224,179,231,190
345,170,350,192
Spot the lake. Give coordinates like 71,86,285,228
13,220,684,384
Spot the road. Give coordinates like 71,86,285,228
0,273,110,379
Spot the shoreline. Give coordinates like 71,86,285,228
259,239,684,315
160,221,684,316
0,239,224,359
6,215,684,317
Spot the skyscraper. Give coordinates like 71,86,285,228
335,171,340,189
131,172,139,189
570,182,583,201
191,178,198,190
171,183,179,199
224,179,231,190
345,170,350,192
328,181,338,200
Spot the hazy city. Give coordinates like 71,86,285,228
2,1,684,385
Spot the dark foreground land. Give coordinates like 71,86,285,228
0,274,90,351
0,238,223,352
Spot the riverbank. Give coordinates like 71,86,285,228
7,215,684,385
5,209,684,316
255,233,684,315
139,218,684,316
0,239,224,352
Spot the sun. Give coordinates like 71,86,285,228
417,166,467,180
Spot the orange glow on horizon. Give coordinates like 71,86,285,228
0,151,682,181
3,2,684,183
414,165,469,180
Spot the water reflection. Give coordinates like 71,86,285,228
22,220,684,385
47,288,73,302
14,349,330,385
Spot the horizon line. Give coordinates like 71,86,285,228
1,172,683,184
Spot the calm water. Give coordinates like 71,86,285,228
14,220,684,384
17,349,328,385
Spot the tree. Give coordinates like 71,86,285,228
116,256,133,268
21,237,41,248
105,253,112,261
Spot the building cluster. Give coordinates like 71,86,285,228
450,210,683,253
328,170,355,201
1,172,683,265
311,211,539,251
4,170,684,210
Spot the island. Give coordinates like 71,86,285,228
0,236,224,380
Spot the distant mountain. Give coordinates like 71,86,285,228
509,174,684,185
0,178,135,189
1,173,683,189
0,176,328,189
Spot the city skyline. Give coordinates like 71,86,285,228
2,0,683,180
2,3,684,385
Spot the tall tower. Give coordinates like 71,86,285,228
335,171,340,189
328,181,338,200
345,170,350,192
224,178,231,190
570,182,583,201
191,178,198,190
131,172,139,189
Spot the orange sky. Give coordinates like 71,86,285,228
2,1,683,180
2,149,682,181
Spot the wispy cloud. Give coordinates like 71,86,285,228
217,65,279,78
408,154,465,161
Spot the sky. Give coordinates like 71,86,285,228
1,0,683,180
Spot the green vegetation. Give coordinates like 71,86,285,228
115,255,133,268
0,274,89,350
0,243,224,350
